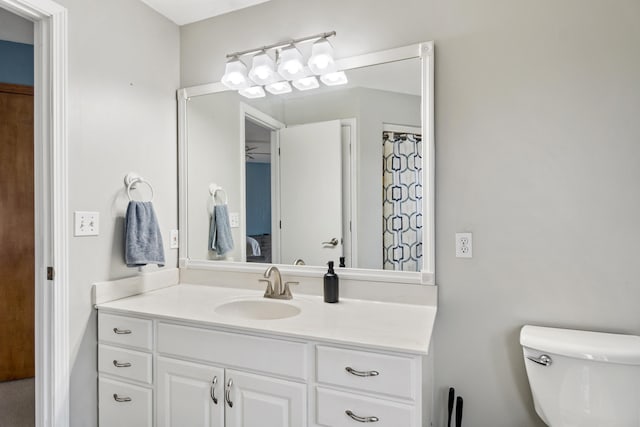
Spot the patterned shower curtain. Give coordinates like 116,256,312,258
382,130,423,271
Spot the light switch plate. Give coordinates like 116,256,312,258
229,212,240,228
74,211,99,236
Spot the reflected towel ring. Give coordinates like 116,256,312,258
125,173,154,202
209,183,228,205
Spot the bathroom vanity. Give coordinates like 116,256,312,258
95,40,437,427
95,276,436,427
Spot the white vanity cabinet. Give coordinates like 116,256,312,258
98,310,428,427
97,313,154,427
156,357,224,426
313,346,422,427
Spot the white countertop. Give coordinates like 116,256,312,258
95,284,437,355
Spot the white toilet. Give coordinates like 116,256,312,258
520,325,640,427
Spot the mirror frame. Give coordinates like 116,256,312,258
177,41,435,285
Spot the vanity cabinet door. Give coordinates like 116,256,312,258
224,369,306,427
157,357,224,427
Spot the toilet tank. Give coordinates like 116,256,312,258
520,325,640,427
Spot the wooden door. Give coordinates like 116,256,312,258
156,357,224,427
278,120,343,266
0,83,34,381
224,369,306,427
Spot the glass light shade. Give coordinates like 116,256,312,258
238,85,266,99
221,58,249,90
248,51,276,85
277,45,306,80
265,81,292,95
308,38,337,75
320,71,348,86
292,76,319,91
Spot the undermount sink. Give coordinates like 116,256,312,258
215,299,301,320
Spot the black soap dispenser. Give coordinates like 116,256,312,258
324,261,339,303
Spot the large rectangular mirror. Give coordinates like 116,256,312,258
178,42,434,284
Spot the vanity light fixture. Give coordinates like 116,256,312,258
248,50,277,85
221,56,249,90
320,70,348,86
222,31,340,97
265,81,292,95
308,37,337,75
238,85,266,99
292,76,320,91
277,45,306,80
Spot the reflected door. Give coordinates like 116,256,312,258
278,120,342,266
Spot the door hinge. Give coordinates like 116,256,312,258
47,266,55,281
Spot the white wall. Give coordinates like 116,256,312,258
181,0,640,425
55,0,180,425
0,7,33,44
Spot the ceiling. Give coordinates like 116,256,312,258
140,0,272,25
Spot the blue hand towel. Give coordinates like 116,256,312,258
125,201,165,267
209,204,234,255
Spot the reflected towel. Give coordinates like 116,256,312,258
125,201,165,267
209,204,234,255
246,236,261,257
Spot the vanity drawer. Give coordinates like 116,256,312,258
157,322,308,380
98,313,153,350
316,345,418,400
99,377,152,427
316,387,417,427
98,344,153,384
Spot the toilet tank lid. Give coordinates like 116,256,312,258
520,325,640,365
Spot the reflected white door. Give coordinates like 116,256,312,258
278,120,342,266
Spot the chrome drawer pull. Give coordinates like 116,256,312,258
345,410,379,423
113,394,131,403
345,366,379,377
527,354,552,367
112,360,132,368
225,378,233,408
113,328,132,335
210,376,218,404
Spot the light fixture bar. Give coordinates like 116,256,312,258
226,31,336,59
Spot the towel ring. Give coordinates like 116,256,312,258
125,173,154,202
209,183,228,205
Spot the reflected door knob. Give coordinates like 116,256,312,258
322,238,339,247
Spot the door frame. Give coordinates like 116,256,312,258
239,103,285,263
0,1,69,426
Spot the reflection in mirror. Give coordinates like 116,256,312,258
184,53,427,273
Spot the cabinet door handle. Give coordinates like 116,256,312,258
345,410,379,423
345,366,379,377
113,394,132,403
112,360,132,368
113,328,132,335
210,376,218,404
225,378,233,408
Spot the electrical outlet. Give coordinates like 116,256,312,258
229,212,240,228
456,232,472,258
74,211,99,236
170,229,179,249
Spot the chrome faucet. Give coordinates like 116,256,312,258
262,266,297,300
293,258,305,266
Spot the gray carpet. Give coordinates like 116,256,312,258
0,378,35,427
